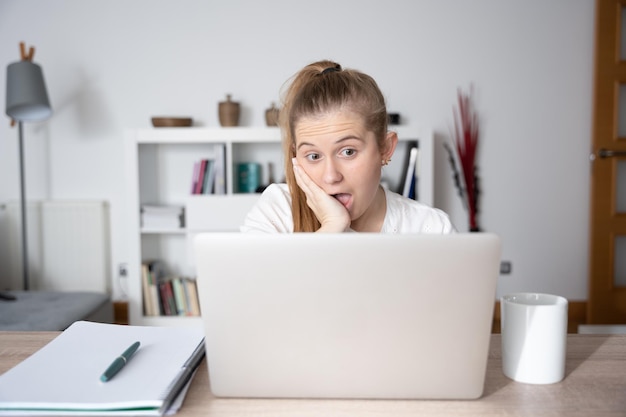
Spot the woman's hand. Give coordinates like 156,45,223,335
292,158,351,232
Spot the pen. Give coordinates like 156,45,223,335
100,341,140,382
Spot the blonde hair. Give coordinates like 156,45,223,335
279,60,389,232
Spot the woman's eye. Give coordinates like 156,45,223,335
341,149,356,157
305,153,321,161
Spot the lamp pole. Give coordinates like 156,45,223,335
5,42,52,292
17,121,29,291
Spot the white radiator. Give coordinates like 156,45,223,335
2,200,111,292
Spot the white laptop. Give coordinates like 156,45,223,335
194,233,501,400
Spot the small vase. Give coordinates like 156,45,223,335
265,102,280,126
218,94,240,127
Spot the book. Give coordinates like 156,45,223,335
141,260,165,316
402,146,418,199
408,172,416,200
158,281,171,315
193,160,207,194
201,159,215,194
142,261,165,316
172,278,187,316
190,161,200,194
213,144,226,194
0,321,205,416
150,263,165,316
184,278,201,316
141,263,155,316
159,280,176,316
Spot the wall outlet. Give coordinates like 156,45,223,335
500,261,512,275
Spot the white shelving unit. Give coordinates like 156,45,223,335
125,126,434,326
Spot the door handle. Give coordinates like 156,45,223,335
597,148,626,158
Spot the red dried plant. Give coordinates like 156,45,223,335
445,87,480,231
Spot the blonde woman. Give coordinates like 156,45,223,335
242,60,454,234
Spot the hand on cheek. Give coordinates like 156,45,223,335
292,158,351,232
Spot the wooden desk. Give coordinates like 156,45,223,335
1,333,625,416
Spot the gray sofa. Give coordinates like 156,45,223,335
0,291,113,331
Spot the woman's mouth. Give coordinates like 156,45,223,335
332,193,352,209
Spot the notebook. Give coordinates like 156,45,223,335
0,321,205,416
194,232,501,400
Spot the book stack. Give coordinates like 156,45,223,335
141,205,185,230
191,159,215,194
191,144,226,195
141,260,201,317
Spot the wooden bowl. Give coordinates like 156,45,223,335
151,117,193,127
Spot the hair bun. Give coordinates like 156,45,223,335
321,64,342,75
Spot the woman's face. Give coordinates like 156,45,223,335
293,108,386,223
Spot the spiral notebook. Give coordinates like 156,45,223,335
0,321,205,416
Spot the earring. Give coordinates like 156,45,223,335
382,158,391,166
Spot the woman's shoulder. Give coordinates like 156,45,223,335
383,188,456,233
255,183,292,208
263,183,290,197
240,183,293,233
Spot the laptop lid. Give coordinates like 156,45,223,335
194,233,501,400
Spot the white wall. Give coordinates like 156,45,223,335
0,0,594,300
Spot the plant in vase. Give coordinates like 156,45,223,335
444,86,481,232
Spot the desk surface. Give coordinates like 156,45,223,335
1,333,625,416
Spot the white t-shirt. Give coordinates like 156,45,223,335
240,183,455,234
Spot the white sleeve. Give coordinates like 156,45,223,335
240,184,294,233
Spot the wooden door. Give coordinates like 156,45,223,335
588,0,626,323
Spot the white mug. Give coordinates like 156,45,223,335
500,293,568,384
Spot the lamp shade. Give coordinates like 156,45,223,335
6,60,52,122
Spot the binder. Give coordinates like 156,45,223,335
0,321,205,416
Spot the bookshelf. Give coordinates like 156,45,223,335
125,126,434,326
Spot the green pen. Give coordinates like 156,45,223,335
100,341,140,382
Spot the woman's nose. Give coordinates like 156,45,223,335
323,160,343,184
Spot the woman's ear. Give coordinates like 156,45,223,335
382,131,398,161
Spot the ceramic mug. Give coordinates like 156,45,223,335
500,293,568,384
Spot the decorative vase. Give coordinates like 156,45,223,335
265,102,280,126
218,94,240,127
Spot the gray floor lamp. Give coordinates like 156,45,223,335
5,42,52,292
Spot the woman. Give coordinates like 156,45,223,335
241,60,454,233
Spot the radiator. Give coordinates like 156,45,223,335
2,200,111,292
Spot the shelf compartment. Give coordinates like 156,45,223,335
138,142,222,205
140,233,193,277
